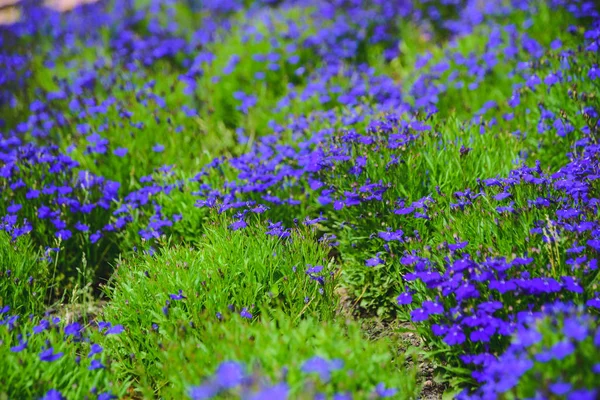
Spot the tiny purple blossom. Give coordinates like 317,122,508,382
375,383,398,397
10,340,27,352
215,361,245,389
105,325,124,335
40,347,64,362
88,359,105,370
41,389,65,400
88,343,103,358
113,147,128,157
170,290,186,300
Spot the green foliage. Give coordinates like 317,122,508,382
0,232,48,315
101,219,341,390
101,311,419,398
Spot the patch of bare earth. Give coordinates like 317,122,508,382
336,286,446,399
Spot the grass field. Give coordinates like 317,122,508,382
1,0,600,399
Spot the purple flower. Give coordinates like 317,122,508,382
394,206,414,215
423,301,444,315
188,384,219,400
105,325,124,335
410,307,429,322
64,322,83,337
549,381,571,396
588,298,600,308
396,292,413,305
152,144,165,153
365,255,384,267
443,326,466,346
448,241,468,251
567,389,598,400
10,339,27,353
550,39,562,50
562,276,583,294
551,340,575,360
494,192,511,201
170,290,186,300
90,231,102,244
7,203,22,213
378,229,403,242
563,317,588,342
306,265,323,274
33,319,50,334
249,383,289,400
87,343,103,358
229,220,247,231
113,147,128,157
333,392,351,400
240,308,252,319
375,383,398,397
215,361,245,389
470,326,495,343
432,324,449,336
301,356,344,382
88,359,105,370
40,389,65,400
588,239,600,251
40,347,64,362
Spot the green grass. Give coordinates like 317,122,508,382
0,232,49,315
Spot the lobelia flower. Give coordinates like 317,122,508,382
444,326,466,346
188,384,219,400
229,219,247,231
375,383,398,397
377,229,404,242
64,322,83,338
248,383,289,400
33,319,50,334
88,359,105,370
152,144,165,153
39,347,64,362
332,392,351,400
10,339,27,353
549,381,572,396
563,317,589,342
365,254,384,267
301,356,344,382
448,241,468,251
396,291,413,305
170,290,186,300
113,147,128,157
40,389,65,400
87,343,103,358
105,325,124,335
215,361,245,389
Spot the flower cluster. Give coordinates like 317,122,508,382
459,302,600,399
